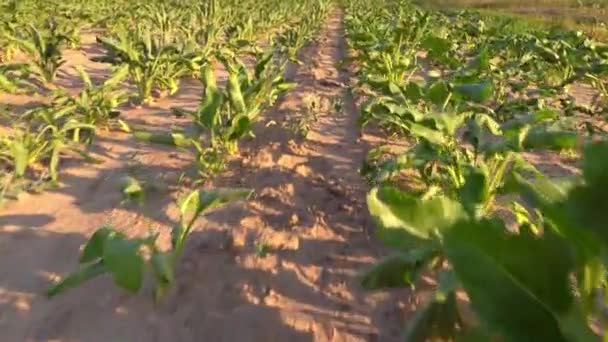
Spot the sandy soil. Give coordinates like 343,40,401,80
0,11,411,342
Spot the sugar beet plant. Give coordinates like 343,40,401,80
3,20,69,85
93,29,199,105
47,188,252,300
135,48,296,179
364,141,608,341
131,0,330,179
51,65,130,130
346,0,608,339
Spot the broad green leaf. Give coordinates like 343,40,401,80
427,80,450,106
409,122,446,145
422,36,451,57
47,261,106,297
554,142,608,248
151,250,174,285
466,113,502,150
523,130,579,150
507,172,601,266
404,82,423,102
388,82,401,95
367,187,465,247
582,140,608,187
425,112,468,136
180,188,253,219
458,167,489,217
453,82,493,103
102,234,144,293
80,227,114,263
445,219,594,342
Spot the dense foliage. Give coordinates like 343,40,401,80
346,0,608,340
2,0,608,339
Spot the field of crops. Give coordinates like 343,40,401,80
2,0,608,340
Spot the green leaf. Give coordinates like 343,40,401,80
49,139,63,182
427,80,450,106
120,176,143,201
444,219,594,342
425,112,469,136
80,227,113,263
226,114,251,141
523,130,579,150
75,65,93,88
104,65,129,88
458,167,489,217
422,35,451,57
388,82,401,95
180,188,253,219
466,113,502,149
361,248,435,289
227,68,246,113
367,187,465,247
198,65,224,129
10,140,28,178
554,142,608,249
453,81,493,103
404,82,424,102
151,250,174,284
582,140,608,187
102,234,144,293
409,122,446,145
254,51,273,78
47,261,106,297
507,172,601,264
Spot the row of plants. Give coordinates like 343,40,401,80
345,0,608,340
39,0,332,299
0,0,321,88
0,0,330,201
0,0,319,61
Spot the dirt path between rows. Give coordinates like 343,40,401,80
0,11,408,341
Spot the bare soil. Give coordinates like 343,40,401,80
0,11,411,342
